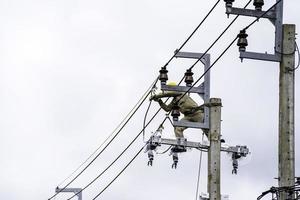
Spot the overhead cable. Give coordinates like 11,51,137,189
176,0,282,102
91,145,146,200
57,77,158,188
66,107,168,199
244,0,283,31
195,133,205,200
293,41,299,70
163,0,221,68
89,117,170,200
48,77,158,200
188,0,252,71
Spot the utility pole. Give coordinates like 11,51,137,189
208,98,222,200
224,0,297,199
278,24,295,200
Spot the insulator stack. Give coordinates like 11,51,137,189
184,69,194,86
224,0,235,8
171,105,180,121
159,66,168,85
253,0,264,11
237,29,248,52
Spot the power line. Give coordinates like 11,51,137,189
244,0,283,31
91,145,146,200
163,0,221,68
195,133,205,200
84,37,239,198
88,1,287,199
176,0,281,103
188,0,252,71
66,107,168,199
51,1,221,195
48,77,158,200
57,77,158,188
294,41,300,70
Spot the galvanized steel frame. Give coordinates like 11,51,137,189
226,0,283,62
160,51,210,129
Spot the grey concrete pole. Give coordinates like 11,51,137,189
278,24,295,200
207,98,222,200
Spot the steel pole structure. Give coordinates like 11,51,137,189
278,24,296,200
207,98,222,200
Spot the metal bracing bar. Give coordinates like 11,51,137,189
173,120,209,129
150,136,209,149
240,51,281,62
174,51,210,61
55,187,82,200
148,135,249,155
226,7,276,19
161,84,204,94
226,0,283,63
161,50,211,130
274,0,283,53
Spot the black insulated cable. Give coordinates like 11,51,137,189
56,77,159,188
188,0,252,71
163,0,221,68
176,0,282,103
91,145,145,200
66,105,166,199
89,116,170,200
48,77,158,200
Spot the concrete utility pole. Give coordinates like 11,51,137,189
278,24,295,200
208,98,222,200
224,1,297,198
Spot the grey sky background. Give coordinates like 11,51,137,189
0,0,299,200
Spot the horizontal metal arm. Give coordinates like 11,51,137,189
226,7,276,19
240,51,281,62
148,136,249,155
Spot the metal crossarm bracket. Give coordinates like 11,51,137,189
226,7,276,19
161,51,210,129
225,0,283,62
240,51,281,62
148,135,249,155
55,187,82,200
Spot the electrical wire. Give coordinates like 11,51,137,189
163,0,221,68
187,0,252,71
83,39,238,198
48,77,159,200
88,116,171,200
66,105,167,199
143,99,153,142
294,41,300,70
175,0,282,103
156,146,172,154
51,0,222,194
195,133,205,200
56,2,282,199
57,77,158,188
91,145,146,200
244,0,283,31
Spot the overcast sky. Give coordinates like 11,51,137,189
0,0,299,200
